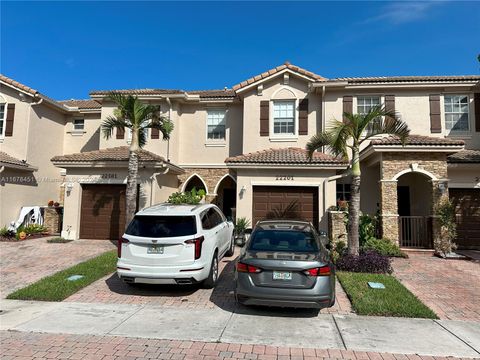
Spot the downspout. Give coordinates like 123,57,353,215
165,97,172,162
150,166,170,206
321,85,326,153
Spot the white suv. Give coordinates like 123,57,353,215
117,203,235,288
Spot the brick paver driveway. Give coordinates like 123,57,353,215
67,247,352,315
392,253,480,321
0,238,115,298
1,331,468,360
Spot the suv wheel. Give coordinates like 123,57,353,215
225,234,235,257
203,252,219,289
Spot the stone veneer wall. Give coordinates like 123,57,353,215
328,211,347,244
379,152,449,244
44,207,62,234
178,168,234,203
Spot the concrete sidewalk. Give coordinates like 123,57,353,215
1,299,479,358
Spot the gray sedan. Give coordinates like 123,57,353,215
234,220,335,309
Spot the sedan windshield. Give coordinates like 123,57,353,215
126,215,197,238
249,229,318,252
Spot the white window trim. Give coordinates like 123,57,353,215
0,101,6,140
270,99,298,140
205,108,227,145
442,93,471,137
355,95,384,139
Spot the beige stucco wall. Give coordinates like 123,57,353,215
0,87,66,227
63,112,102,154
61,167,178,240
241,75,322,154
448,164,480,188
177,103,243,165
235,168,338,231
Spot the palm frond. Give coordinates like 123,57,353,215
366,117,410,144
101,116,129,139
306,132,332,159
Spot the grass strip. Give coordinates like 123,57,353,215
7,250,117,301
337,271,438,319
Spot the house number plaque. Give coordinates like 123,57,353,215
275,175,294,181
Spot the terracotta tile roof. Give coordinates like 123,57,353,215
371,135,465,147
59,99,102,109
51,146,167,163
188,89,236,98
448,150,480,163
232,62,327,91
90,89,184,96
332,75,480,84
0,74,39,95
225,147,347,165
0,151,34,169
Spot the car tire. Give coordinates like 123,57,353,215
225,233,235,257
203,252,219,289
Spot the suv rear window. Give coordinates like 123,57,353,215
248,229,318,253
126,215,197,238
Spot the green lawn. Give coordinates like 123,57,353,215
7,250,117,301
337,271,438,319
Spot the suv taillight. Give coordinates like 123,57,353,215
237,262,262,273
117,237,129,258
303,265,331,276
184,236,204,260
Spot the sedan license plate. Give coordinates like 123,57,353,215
273,271,292,280
147,245,164,254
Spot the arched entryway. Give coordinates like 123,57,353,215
214,174,237,220
396,172,434,248
182,174,208,194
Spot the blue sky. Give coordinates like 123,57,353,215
1,1,479,100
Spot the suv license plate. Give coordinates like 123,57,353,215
273,271,292,280
147,245,164,254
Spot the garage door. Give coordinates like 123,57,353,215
252,186,319,227
449,188,480,249
80,184,126,240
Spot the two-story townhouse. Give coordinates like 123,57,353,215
1,63,479,249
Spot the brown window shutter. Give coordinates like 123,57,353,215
474,93,480,132
343,96,353,123
385,95,395,120
429,95,441,133
260,100,269,136
298,99,309,135
116,127,125,139
151,128,159,139
5,104,15,136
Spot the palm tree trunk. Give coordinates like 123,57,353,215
125,128,140,227
348,147,361,255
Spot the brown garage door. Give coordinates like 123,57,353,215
252,186,319,227
80,184,126,240
449,188,480,249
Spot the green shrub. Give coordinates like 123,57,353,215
167,187,206,205
331,240,347,263
0,226,10,237
235,217,250,235
359,214,376,247
22,224,48,234
434,198,457,256
363,238,407,258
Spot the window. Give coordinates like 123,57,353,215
0,103,5,137
207,109,226,140
336,184,351,202
125,215,197,237
73,118,84,131
357,96,381,134
248,229,319,253
202,208,224,230
273,100,295,135
444,95,469,132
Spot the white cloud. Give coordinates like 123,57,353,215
362,1,445,25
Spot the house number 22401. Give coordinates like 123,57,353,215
276,175,294,181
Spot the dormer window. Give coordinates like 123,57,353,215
273,100,295,135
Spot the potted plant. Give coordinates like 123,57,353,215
234,217,251,247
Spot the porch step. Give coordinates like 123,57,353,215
400,248,435,256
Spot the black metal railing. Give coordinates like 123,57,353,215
398,216,432,248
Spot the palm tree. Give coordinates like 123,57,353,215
102,92,174,226
307,105,410,255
